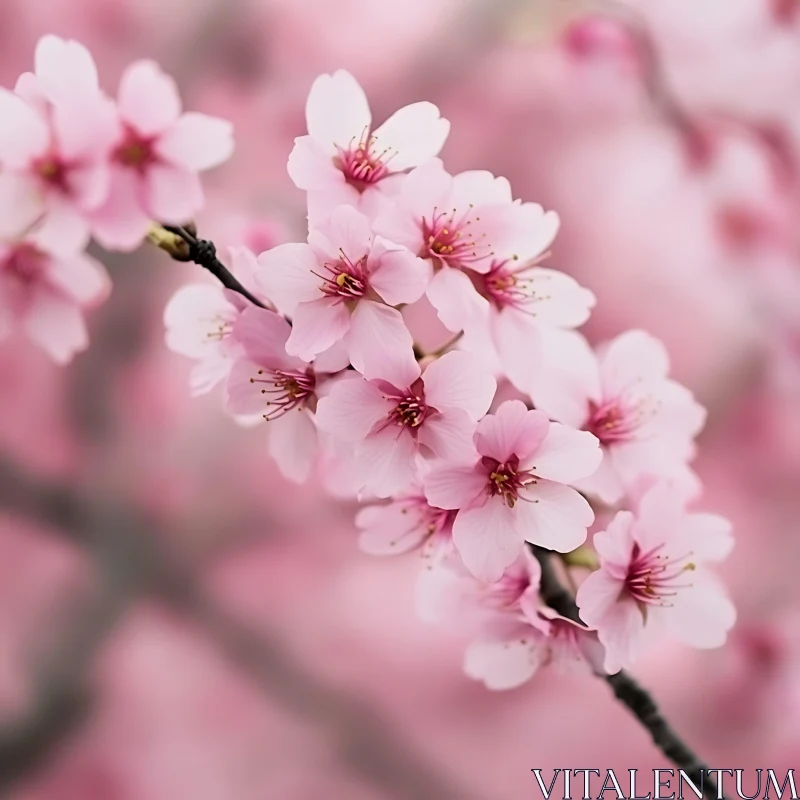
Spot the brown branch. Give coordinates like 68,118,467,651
532,546,722,800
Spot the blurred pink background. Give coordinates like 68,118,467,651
1,1,799,797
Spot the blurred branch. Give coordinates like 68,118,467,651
532,546,722,800
0,457,479,800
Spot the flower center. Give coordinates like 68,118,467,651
3,244,45,286
314,250,368,300
475,258,548,313
386,380,435,431
334,127,395,191
35,155,69,191
250,368,316,420
585,398,648,445
421,206,493,268
115,126,157,170
206,316,234,342
482,455,537,509
625,543,696,608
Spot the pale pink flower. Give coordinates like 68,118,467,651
164,247,267,395
356,480,456,559
424,399,602,582
374,159,563,335
0,237,110,363
256,205,429,384
576,482,736,674
0,36,117,253
534,330,707,505
287,69,450,221
316,350,496,497
225,305,348,483
91,60,234,251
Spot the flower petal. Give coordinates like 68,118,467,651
424,463,486,510
315,376,392,441
118,60,181,135
371,101,450,170
255,243,322,314
156,112,234,171
427,266,489,333
518,480,594,552
268,408,318,483
529,422,602,483
369,240,431,306
285,297,351,362
474,400,549,463
306,70,371,151
421,350,496,420
453,498,523,582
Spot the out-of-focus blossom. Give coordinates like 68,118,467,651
316,350,496,497
576,482,735,674
424,399,601,581
534,330,706,505
0,235,109,363
0,35,117,253
256,205,428,383
287,69,450,221
91,60,234,251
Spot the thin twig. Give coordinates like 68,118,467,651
532,545,721,800
161,224,267,308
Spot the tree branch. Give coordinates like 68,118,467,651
532,546,721,800
160,224,267,309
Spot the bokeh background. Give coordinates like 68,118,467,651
1,0,799,797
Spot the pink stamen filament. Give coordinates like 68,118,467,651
422,205,494,267
482,455,538,509
314,250,369,300
250,368,315,421
625,542,696,607
334,126,398,190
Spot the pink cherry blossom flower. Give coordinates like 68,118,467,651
0,236,110,363
0,36,117,253
287,69,450,221
255,205,429,384
316,350,496,497
534,330,707,505
164,247,267,396
373,159,564,335
91,60,234,251
424,399,602,582
356,479,456,560
225,305,348,483
576,482,736,674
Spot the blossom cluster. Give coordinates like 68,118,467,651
0,38,735,690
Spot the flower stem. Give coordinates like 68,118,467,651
531,545,722,800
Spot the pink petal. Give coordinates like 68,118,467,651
599,330,670,398
575,567,629,629
450,170,513,207
464,633,542,690
118,60,181,136
683,513,734,562
89,167,151,252
421,350,496,420
0,89,48,167
665,576,736,649
0,173,44,240
474,400,549,463
371,102,450,171
314,377,392,441
417,408,478,463
355,424,418,498
491,306,543,395
424,463,487,510
518,268,595,326
286,297,351,362
306,182,362,227
575,453,626,505
156,112,234,172
34,36,99,102
225,358,268,415
45,252,110,306
518,480,594,552
65,161,112,213
592,511,636,567
163,284,235,358
308,205,373,264
312,339,352,374
268,408,318,483
190,352,232,396
529,423,602,483
594,597,646,674
427,266,489,333
345,300,418,385
305,70,371,151
287,135,342,191
369,240,431,306
453,498,524,582
23,290,87,364
232,305,301,370
255,243,322,314
31,199,91,256
356,501,430,556
144,163,204,223
51,94,118,163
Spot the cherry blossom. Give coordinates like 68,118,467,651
424,399,602,582
90,60,234,251
316,350,496,497
576,482,736,674
255,205,429,384
534,330,707,505
0,36,117,253
287,69,450,221
0,235,110,363
225,305,348,483
373,159,562,335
